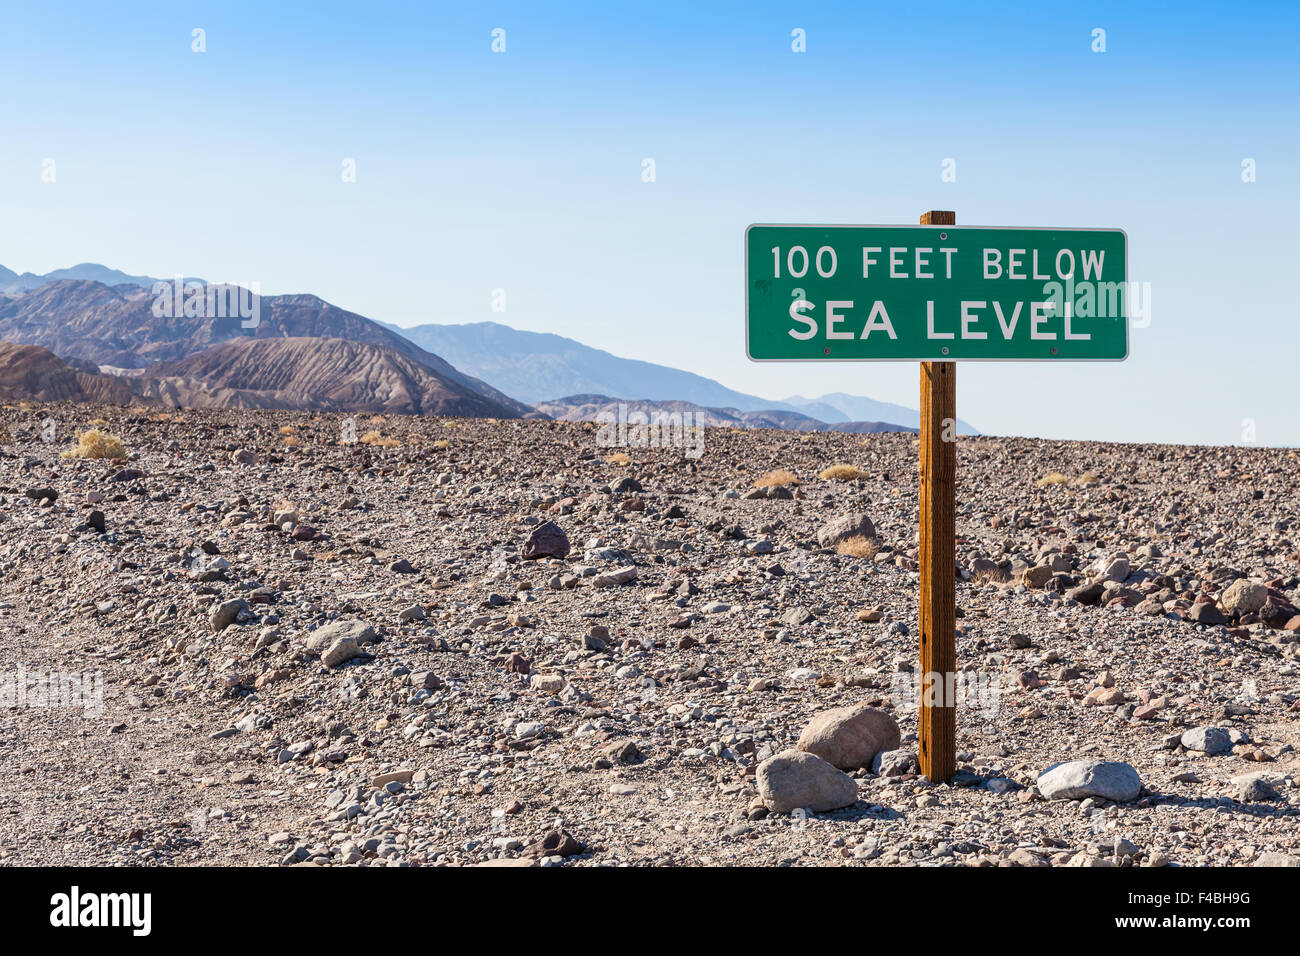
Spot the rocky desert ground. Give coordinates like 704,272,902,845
0,403,1297,868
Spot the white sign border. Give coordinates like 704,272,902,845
744,223,1131,363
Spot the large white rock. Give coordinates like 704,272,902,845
591,565,638,588
321,638,363,668
1037,760,1142,802
1092,553,1130,583
305,619,376,653
1181,726,1233,754
816,513,876,549
797,704,900,771
757,749,858,813
1219,579,1267,616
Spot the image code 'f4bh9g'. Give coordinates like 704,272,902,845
746,224,1128,362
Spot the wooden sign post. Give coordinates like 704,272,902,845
917,209,957,783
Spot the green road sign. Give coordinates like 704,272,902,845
746,224,1128,361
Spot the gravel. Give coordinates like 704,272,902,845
0,406,1296,867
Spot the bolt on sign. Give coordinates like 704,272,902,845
745,213,1129,784
745,224,1128,361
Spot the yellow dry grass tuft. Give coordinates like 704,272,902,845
282,435,301,447
819,464,868,482
61,428,126,460
1036,472,1071,487
753,469,799,488
431,439,451,450
278,425,295,436
604,452,631,465
360,430,401,448
835,535,879,559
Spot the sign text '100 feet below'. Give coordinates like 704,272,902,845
745,224,1128,361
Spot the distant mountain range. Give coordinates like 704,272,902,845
0,263,190,294
384,320,977,434
0,277,530,418
144,337,523,416
0,265,978,433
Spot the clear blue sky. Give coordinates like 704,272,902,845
2,1,1297,445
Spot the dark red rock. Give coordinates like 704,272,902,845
1067,581,1105,605
522,520,570,560
523,829,584,859
1259,602,1295,629
1189,602,1227,626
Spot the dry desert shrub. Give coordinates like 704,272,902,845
282,435,301,447
278,425,295,436
753,468,800,488
360,430,401,448
604,452,631,465
61,428,126,460
1037,471,1100,488
431,439,451,450
819,464,868,482
835,535,879,559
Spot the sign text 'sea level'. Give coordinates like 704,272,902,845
746,224,1128,361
